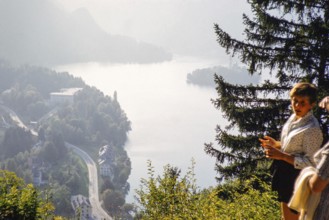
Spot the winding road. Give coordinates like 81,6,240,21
66,143,112,220
0,105,112,219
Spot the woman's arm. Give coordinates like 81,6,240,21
309,145,329,193
262,128,323,167
260,135,299,165
308,97,329,193
309,173,329,193
259,135,294,164
263,146,295,165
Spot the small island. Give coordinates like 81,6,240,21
186,64,260,87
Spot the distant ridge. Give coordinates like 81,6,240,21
187,64,260,87
0,0,172,66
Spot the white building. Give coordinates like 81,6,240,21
71,194,92,220
98,145,115,178
50,88,82,105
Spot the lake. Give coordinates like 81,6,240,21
56,56,226,203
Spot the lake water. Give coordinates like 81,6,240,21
56,56,226,203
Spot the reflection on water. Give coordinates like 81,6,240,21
56,56,226,203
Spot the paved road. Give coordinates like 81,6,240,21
66,143,113,220
0,104,38,135
0,105,112,219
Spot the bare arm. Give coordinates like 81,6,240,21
309,143,329,193
259,135,296,165
309,173,329,193
308,96,329,193
308,96,329,192
263,145,295,165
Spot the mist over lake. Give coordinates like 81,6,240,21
56,56,224,202
0,0,272,218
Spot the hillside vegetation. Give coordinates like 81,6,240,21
0,60,132,218
134,160,280,219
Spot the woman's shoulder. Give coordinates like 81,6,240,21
306,113,321,127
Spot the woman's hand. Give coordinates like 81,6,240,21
262,145,284,160
259,136,294,164
319,96,329,112
259,135,281,149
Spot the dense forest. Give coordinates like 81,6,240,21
0,60,132,218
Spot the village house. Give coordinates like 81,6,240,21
71,194,92,220
98,145,116,179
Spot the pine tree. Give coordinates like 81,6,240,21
205,0,329,182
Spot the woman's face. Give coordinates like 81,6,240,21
291,95,314,118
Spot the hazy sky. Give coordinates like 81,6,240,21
53,0,251,59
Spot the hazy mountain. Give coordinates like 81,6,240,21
54,0,251,61
0,0,172,66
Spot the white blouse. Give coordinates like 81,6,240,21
281,111,323,169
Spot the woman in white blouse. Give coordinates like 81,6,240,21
259,82,323,220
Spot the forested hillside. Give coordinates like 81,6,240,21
186,64,260,87
0,60,132,218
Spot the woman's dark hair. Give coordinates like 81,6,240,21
290,82,318,104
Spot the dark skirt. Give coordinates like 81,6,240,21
270,160,301,203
